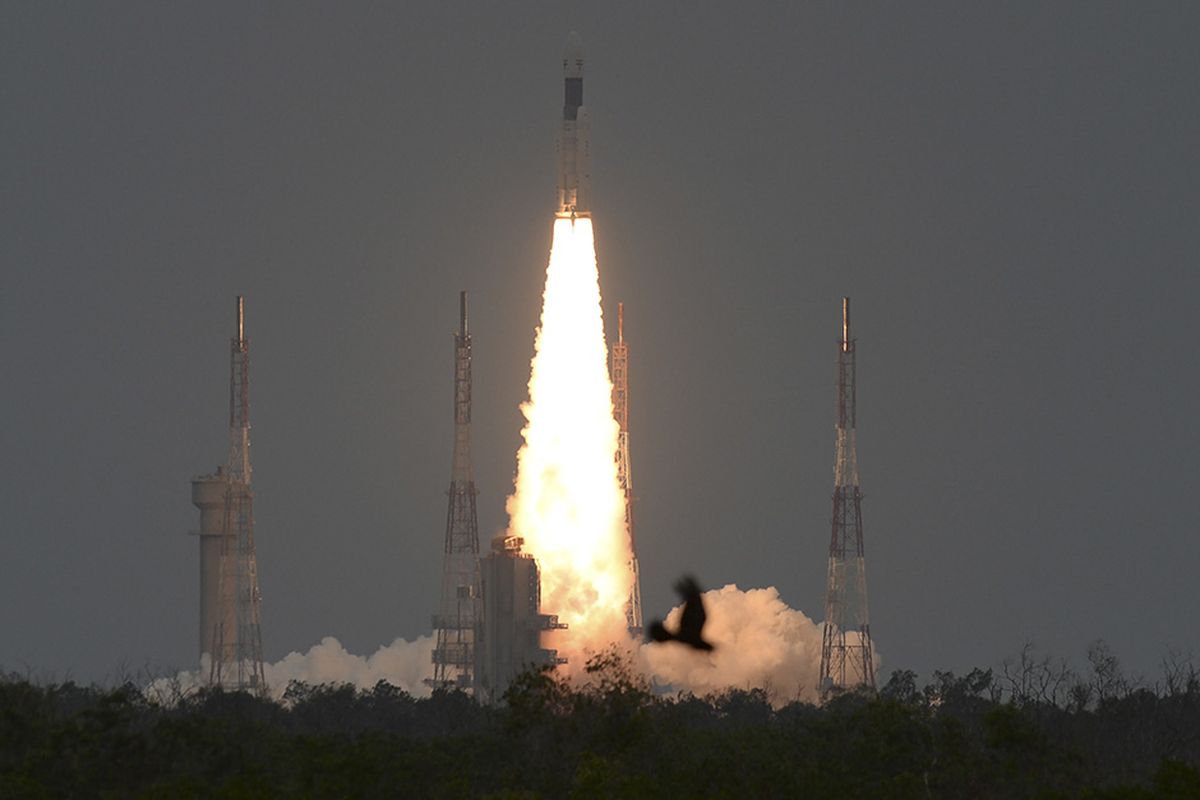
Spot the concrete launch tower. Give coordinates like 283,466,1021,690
818,298,877,692
474,534,565,704
611,303,643,634
429,292,482,691
191,296,266,692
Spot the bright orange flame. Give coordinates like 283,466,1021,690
506,217,634,669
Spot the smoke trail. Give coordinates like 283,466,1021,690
506,218,634,670
639,585,830,707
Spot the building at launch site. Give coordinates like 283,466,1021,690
190,297,266,692
474,534,565,704
818,297,877,692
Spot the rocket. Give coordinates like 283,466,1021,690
556,32,590,218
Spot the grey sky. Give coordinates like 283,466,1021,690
2,3,1198,684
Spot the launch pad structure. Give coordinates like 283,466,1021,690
423,291,565,701
474,534,566,704
429,292,482,692
190,296,266,693
818,297,877,692
431,33,601,697
611,303,643,635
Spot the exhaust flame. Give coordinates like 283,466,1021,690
506,217,634,669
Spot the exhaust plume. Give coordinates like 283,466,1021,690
506,218,634,670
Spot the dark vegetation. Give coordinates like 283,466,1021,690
2,643,1199,799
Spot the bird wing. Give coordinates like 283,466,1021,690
647,620,673,643
677,581,707,640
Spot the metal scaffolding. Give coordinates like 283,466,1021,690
429,291,481,691
204,296,266,692
611,302,643,635
818,297,877,692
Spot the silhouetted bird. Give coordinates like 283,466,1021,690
647,576,715,651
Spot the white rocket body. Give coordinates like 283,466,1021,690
557,33,590,217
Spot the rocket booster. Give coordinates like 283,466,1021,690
557,32,590,217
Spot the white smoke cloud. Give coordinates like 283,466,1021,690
148,588,868,710
264,635,434,698
638,584,828,707
149,635,435,702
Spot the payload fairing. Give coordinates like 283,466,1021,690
557,32,590,218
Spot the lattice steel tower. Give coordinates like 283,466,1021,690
819,297,876,692
193,296,266,692
611,302,643,635
429,291,481,690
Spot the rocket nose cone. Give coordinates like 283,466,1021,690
563,31,584,76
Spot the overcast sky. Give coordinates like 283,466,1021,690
3,2,1198,685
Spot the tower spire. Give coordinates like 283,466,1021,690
430,291,482,690
611,301,643,634
841,296,849,353
819,297,876,692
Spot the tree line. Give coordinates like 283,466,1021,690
2,642,1199,798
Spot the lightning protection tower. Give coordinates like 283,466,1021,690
818,297,877,692
429,291,482,690
611,302,643,635
192,296,266,692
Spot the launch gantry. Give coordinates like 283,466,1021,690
611,302,643,635
429,292,482,691
818,297,877,693
192,296,266,693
